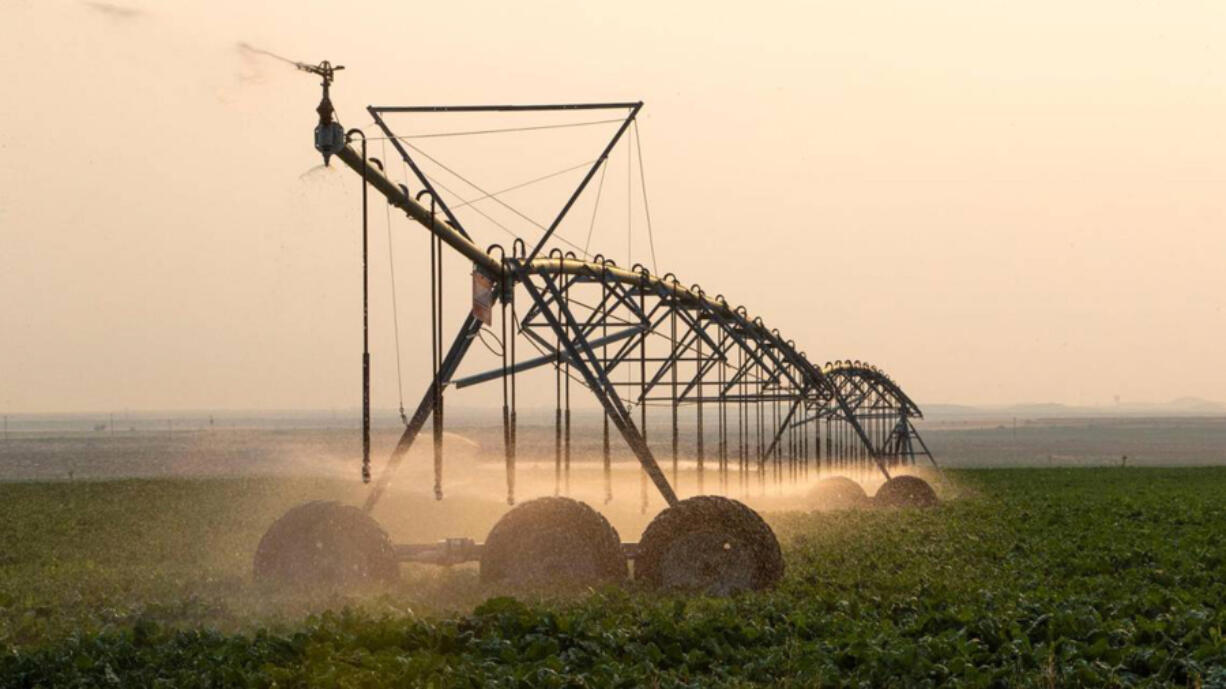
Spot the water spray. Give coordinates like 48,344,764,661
238,43,345,165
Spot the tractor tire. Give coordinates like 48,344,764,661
479,497,626,588
635,495,783,595
874,475,939,508
808,476,869,510
253,500,398,587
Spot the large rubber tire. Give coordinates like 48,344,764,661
253,501,398,587
635,496,783,595
479,497,626,588
874,475,939,508
808,476,869,510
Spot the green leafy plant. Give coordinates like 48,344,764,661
4,469,1226,687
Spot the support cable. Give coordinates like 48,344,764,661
366,117,623,142
382,140,407,425
583,161,609,256
418,169,593,258
533,294,773,387
632,120,659,275
626,134,633,271
519,329,592,389
449,160,597,212
404,142,549,233
475,328,504,357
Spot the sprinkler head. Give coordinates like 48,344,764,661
304,60,346,166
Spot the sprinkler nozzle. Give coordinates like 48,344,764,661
305,60,345,165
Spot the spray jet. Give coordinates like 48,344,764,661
236,44,346,165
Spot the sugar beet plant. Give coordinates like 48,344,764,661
5,468,1226,686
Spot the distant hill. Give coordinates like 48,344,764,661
924,398,1226,422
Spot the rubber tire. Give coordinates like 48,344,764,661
480,497,626,588
808,476,869,510
635,495,783,595
874,475,939,508
253,500,398,587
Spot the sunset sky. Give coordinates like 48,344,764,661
2,0,1224,414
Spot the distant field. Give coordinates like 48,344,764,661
5,468,1226,686
923,416,1226,468
3,415,1225,482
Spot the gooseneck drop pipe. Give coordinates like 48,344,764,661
347,129,371,484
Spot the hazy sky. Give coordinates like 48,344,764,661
2,0,1224,414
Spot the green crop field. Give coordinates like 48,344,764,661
4,468,1226,687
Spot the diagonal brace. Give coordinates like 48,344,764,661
363,313,483,512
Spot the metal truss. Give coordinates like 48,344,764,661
321,98,936,511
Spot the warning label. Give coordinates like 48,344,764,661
472,269,495,324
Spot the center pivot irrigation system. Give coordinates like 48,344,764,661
254,62,940,594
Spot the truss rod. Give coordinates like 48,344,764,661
452,325,643,389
